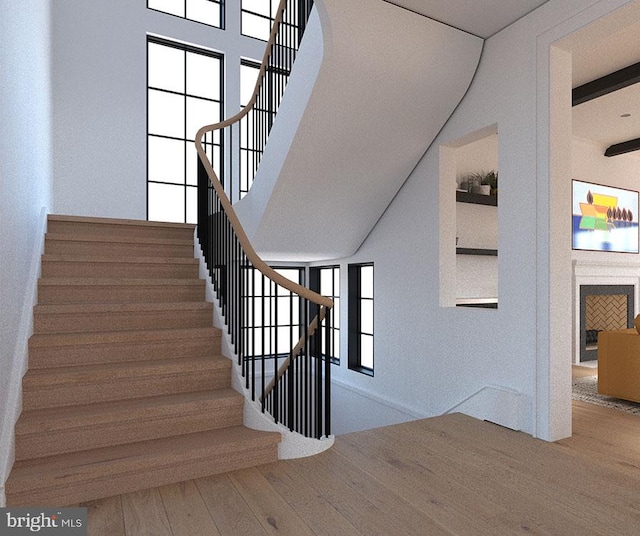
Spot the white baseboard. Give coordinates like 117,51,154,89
0,207,47,506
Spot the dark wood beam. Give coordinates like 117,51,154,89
604,137,640,157
572,61,640,106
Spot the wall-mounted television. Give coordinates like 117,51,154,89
572,180,639,253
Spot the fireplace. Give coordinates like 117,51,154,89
579,285,634,362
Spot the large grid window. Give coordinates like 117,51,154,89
148,0,224,28
348,263,374,375
147,37,223,223
310,266,340,364
244,267,304,358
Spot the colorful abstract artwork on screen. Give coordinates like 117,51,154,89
572,180,639,253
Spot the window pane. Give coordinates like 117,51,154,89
243,0,270,16
320,268,333,294
186,97,220,141
333,297,340,325
360,335,374,369
360,265,374,299
148,90,184,138
148,183,185,223
148,136,185,184
187,52,220,100
242,12,271,40
148,0,185,17
187,0,221,27
148,43,185,93
240,63,260,106
186,186,197,224
360,299,373,334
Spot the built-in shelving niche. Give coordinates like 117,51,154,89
439,124,498,309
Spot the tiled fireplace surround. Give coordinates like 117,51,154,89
573,260,639,363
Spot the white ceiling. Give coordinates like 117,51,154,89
382,0,551,38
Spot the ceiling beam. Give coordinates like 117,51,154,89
604,137,640,157
572,61,640,106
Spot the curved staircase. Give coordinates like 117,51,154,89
5,215,280,507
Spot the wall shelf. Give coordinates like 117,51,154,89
456,191,497,206
456,247,498,256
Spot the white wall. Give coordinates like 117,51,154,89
0,0,52,503
323,0,638,440
50,0,265,218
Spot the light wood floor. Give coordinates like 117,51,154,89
83,397,640,536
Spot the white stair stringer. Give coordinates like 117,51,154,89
195,233,335,459
236,0,483,262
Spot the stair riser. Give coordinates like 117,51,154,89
33,308,213,334
6,445,279,508
45,240,193,258
28,337,222,369
41,261,200,279
38,283,205,305
47,220,194,241
15,403,243,460
23,372,231,410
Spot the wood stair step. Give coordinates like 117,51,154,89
22,356,231,410
28,327,221,368
44,233,194,258
41,254,200,279
47,214,195,241
15,389,244,460
33,302,213,333
6,426,281,507
38,278,205,304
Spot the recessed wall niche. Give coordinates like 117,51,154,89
439,124,498,309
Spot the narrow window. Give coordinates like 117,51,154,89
239,60,260,198
310,266,340,364
148,0,224,29
147,37,223,223
348,263,374,375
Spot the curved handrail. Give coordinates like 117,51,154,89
195,0,332,310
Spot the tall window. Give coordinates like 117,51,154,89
147,37,223,223
243,267,304,357
310,266,340,364
348,263,374,375
148,0,224,28
239,60,261,198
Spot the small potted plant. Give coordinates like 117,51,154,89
467,170,497,196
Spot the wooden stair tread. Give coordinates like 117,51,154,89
8,427,280,484
34,301,212,314
16,389,242,435
48,214,195,230
39,278,204,286
45,233,193,246
42,254,199,265
23,356,230,386
29,327,220,348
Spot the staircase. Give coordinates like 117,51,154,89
5,214,280,507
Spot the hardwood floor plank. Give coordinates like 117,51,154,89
83,495,125,536
228,467,316,536
257,462,362,536
194,474,266,536
121,488,173,536
157,481,221,536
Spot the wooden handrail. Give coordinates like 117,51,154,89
195,0,332,310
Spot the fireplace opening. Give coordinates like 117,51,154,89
580,285,634,362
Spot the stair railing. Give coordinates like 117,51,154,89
196,0,332,439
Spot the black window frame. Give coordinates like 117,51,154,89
348,263,374,376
